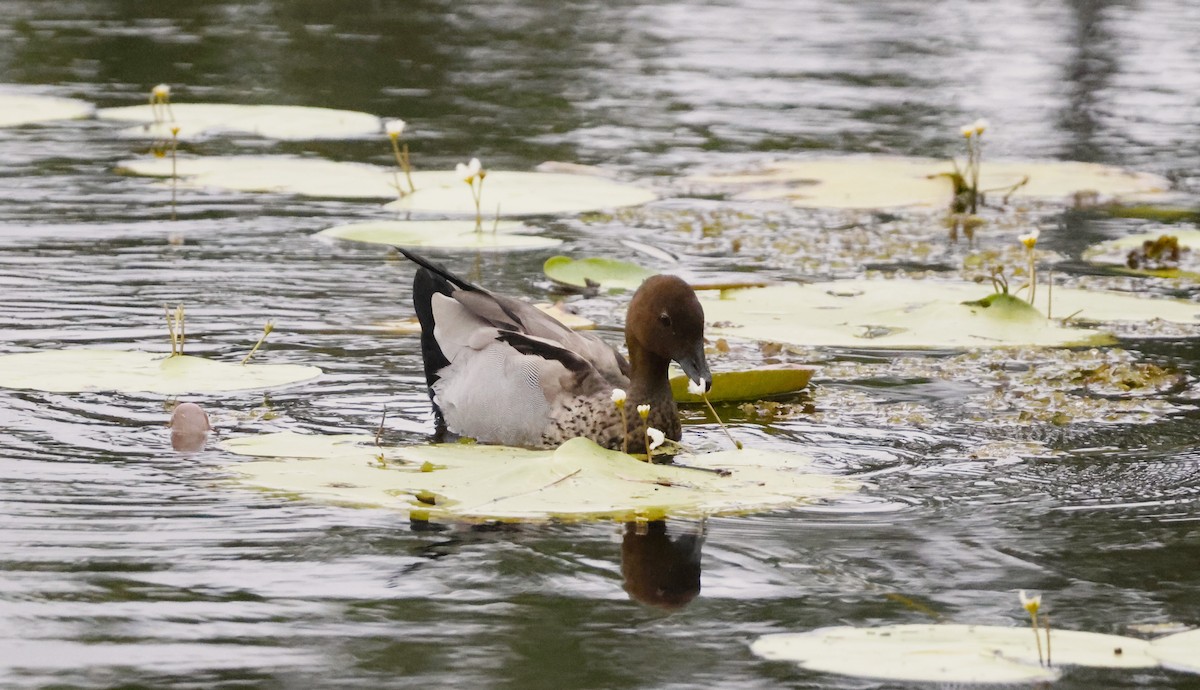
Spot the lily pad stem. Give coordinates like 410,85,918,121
1044,612,1052,667
701,392,743,450
1029,609,1044,666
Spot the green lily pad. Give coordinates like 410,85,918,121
0,92,94,127
97,103,382,140
543,256,657,292
223,434,861,522
671,367,813,403
688,156,1169,209
702,279,1200,349
1101,205,1200,224
318,220,562,252
0,350,321,394
116,156,656,214
1149,629,1200,674
752,624,1158,684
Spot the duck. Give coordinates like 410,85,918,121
398,248,712,454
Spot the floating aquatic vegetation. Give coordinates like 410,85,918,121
543,256,657,292
1083,228,1200,280
376,302,595,334
0,349,320,395
751,623,1160,684
117,156,657,214
1148,628,1200,673
223,434,862,522
97,102,383,140
702,278,1200,350
0,91,94,127
318,220,562,252
685,157,1169,210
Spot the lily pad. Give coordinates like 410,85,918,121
319,219,561,252
0,350,320,394
0,92,94,127
116,156,656,214
1149,629,1200,674
224,434,861,522
543,256,657,292
1083,228,1200,279
751,624,1157,684
378,302,594,334
701,279,1200,349
688,157,1169,209
671,367,813,403
97,103,382,140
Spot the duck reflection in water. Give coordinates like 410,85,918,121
621,520,705,610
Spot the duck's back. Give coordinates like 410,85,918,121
403,250,628,448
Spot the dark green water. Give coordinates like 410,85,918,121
1,1,1199,688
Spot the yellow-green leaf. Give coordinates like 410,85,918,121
318,220,561,252
671,367,812,403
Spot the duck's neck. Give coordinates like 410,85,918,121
625,341,680,445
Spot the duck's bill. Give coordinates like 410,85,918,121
676,344,712,393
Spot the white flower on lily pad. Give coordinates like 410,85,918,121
611,388,626,406
385,119,406,138
456,157,483,182
1019,589,1042,614
152,83,170,99
960,124,974,138
636,403,650,419
973,118,989,135
646,427,665,450
1019,228,1040,250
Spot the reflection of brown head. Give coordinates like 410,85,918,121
170,402,211,453
620,520,704,610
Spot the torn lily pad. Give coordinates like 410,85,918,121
701,279,1200,349
0,92,94,127
688,157,1169,209
116,156,656,214
319,220,562,251
224,434,860,522
670,367,812,403
97,103,382,140
543,256,656,292
0,350,320,394
1148,629,1200,674
751,624,1158,684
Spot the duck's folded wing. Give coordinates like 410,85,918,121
453,289,629,385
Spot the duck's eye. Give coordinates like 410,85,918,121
658,312,672,327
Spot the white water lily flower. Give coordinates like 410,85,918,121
152,83,170,99
1019,589,1042,614
636,403,650,418
973,118,989,135
687,378,706,396
960,124,974,138
1018,228,1040,249
385,119,406,138
455,157,483,182
646,427,665,450
611,388,626,406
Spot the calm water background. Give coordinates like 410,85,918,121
2,0,1199,688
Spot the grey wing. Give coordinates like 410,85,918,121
453,289,629,386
